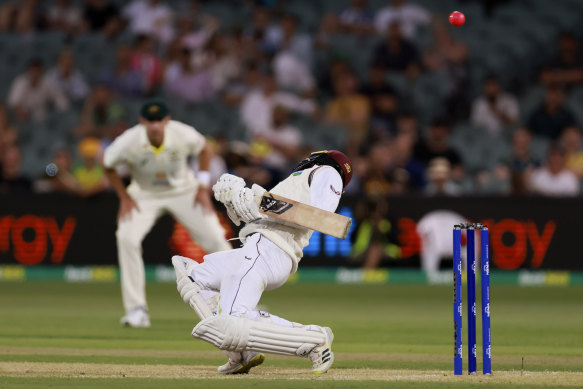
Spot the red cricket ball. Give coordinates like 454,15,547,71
449,11,466,27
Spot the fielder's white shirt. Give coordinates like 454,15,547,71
103,120,206,199
240,165,343,273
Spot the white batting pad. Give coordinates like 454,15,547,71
192,315,326,357
172,256,214,319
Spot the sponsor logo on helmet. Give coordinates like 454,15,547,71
344,163,351,173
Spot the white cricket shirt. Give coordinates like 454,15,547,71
103,120,206,199
240,165,343,273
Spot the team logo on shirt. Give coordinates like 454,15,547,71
330,185,341,196
153,171,169,186
169,150,179,162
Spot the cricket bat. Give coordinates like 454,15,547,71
256,192,352,239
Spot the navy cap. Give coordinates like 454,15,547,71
140,100,170,121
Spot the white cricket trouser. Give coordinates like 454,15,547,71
117,189,232,313
192,233,292,318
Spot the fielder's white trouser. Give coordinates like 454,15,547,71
117,189,231,313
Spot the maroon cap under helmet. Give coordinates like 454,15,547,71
325,150,353,188
292,150,353,188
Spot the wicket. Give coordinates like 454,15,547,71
453,223,491,375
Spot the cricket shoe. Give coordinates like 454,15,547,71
120,307,150,328
308,327,334,374
218,351,265,374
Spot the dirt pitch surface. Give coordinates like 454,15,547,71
2,361,582,386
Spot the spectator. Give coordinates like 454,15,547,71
503,128,540,172
374,0,430,38
47,0,83,34
499,128,540,195
202,34,243,92
45,49,90,104
131,34,163,93
267,13,313,70
339,0,375,35
0,104,18,148
73,137,109,197
240,72,316,137
318,59,351,98
391,133,426,191
0,0,40,33
424,157,462,196
314,12,340,52
7,58,69,123
529,144,579,196
0,145,32,194
244,7,282,54
361,63,397,98
253,105,302,171
77,85,126,140
414,119,463,181
361,141,392,197
273,50,315,94
83,0,122,38
470,75,519,136
396,111,419,141
163,48,216,103
424,22,470,120
122,0,174,45
325,71,371,154
540,32,583,89
361,63,399,141
350,198,400,269
527,85,576,140
372,22,420,76
176,10,220,53
100,45,147,97
560,126,583,179
221,62,263,107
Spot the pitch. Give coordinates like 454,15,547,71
0,281,581,388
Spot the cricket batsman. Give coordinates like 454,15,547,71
102,100,232,328
172,150,352,374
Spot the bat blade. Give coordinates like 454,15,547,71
257,192,352,239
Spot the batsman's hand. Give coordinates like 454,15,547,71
194,186,214,215
118,194,140,222
231,185,266,224
212,174,246,203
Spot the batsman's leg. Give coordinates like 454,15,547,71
173,250,265,374
194,234,335,373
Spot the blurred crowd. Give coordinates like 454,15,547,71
1,0,583,201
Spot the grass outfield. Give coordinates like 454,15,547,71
0,281,582,388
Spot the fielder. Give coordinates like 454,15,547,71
102,100,231,328
172,150,352,374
